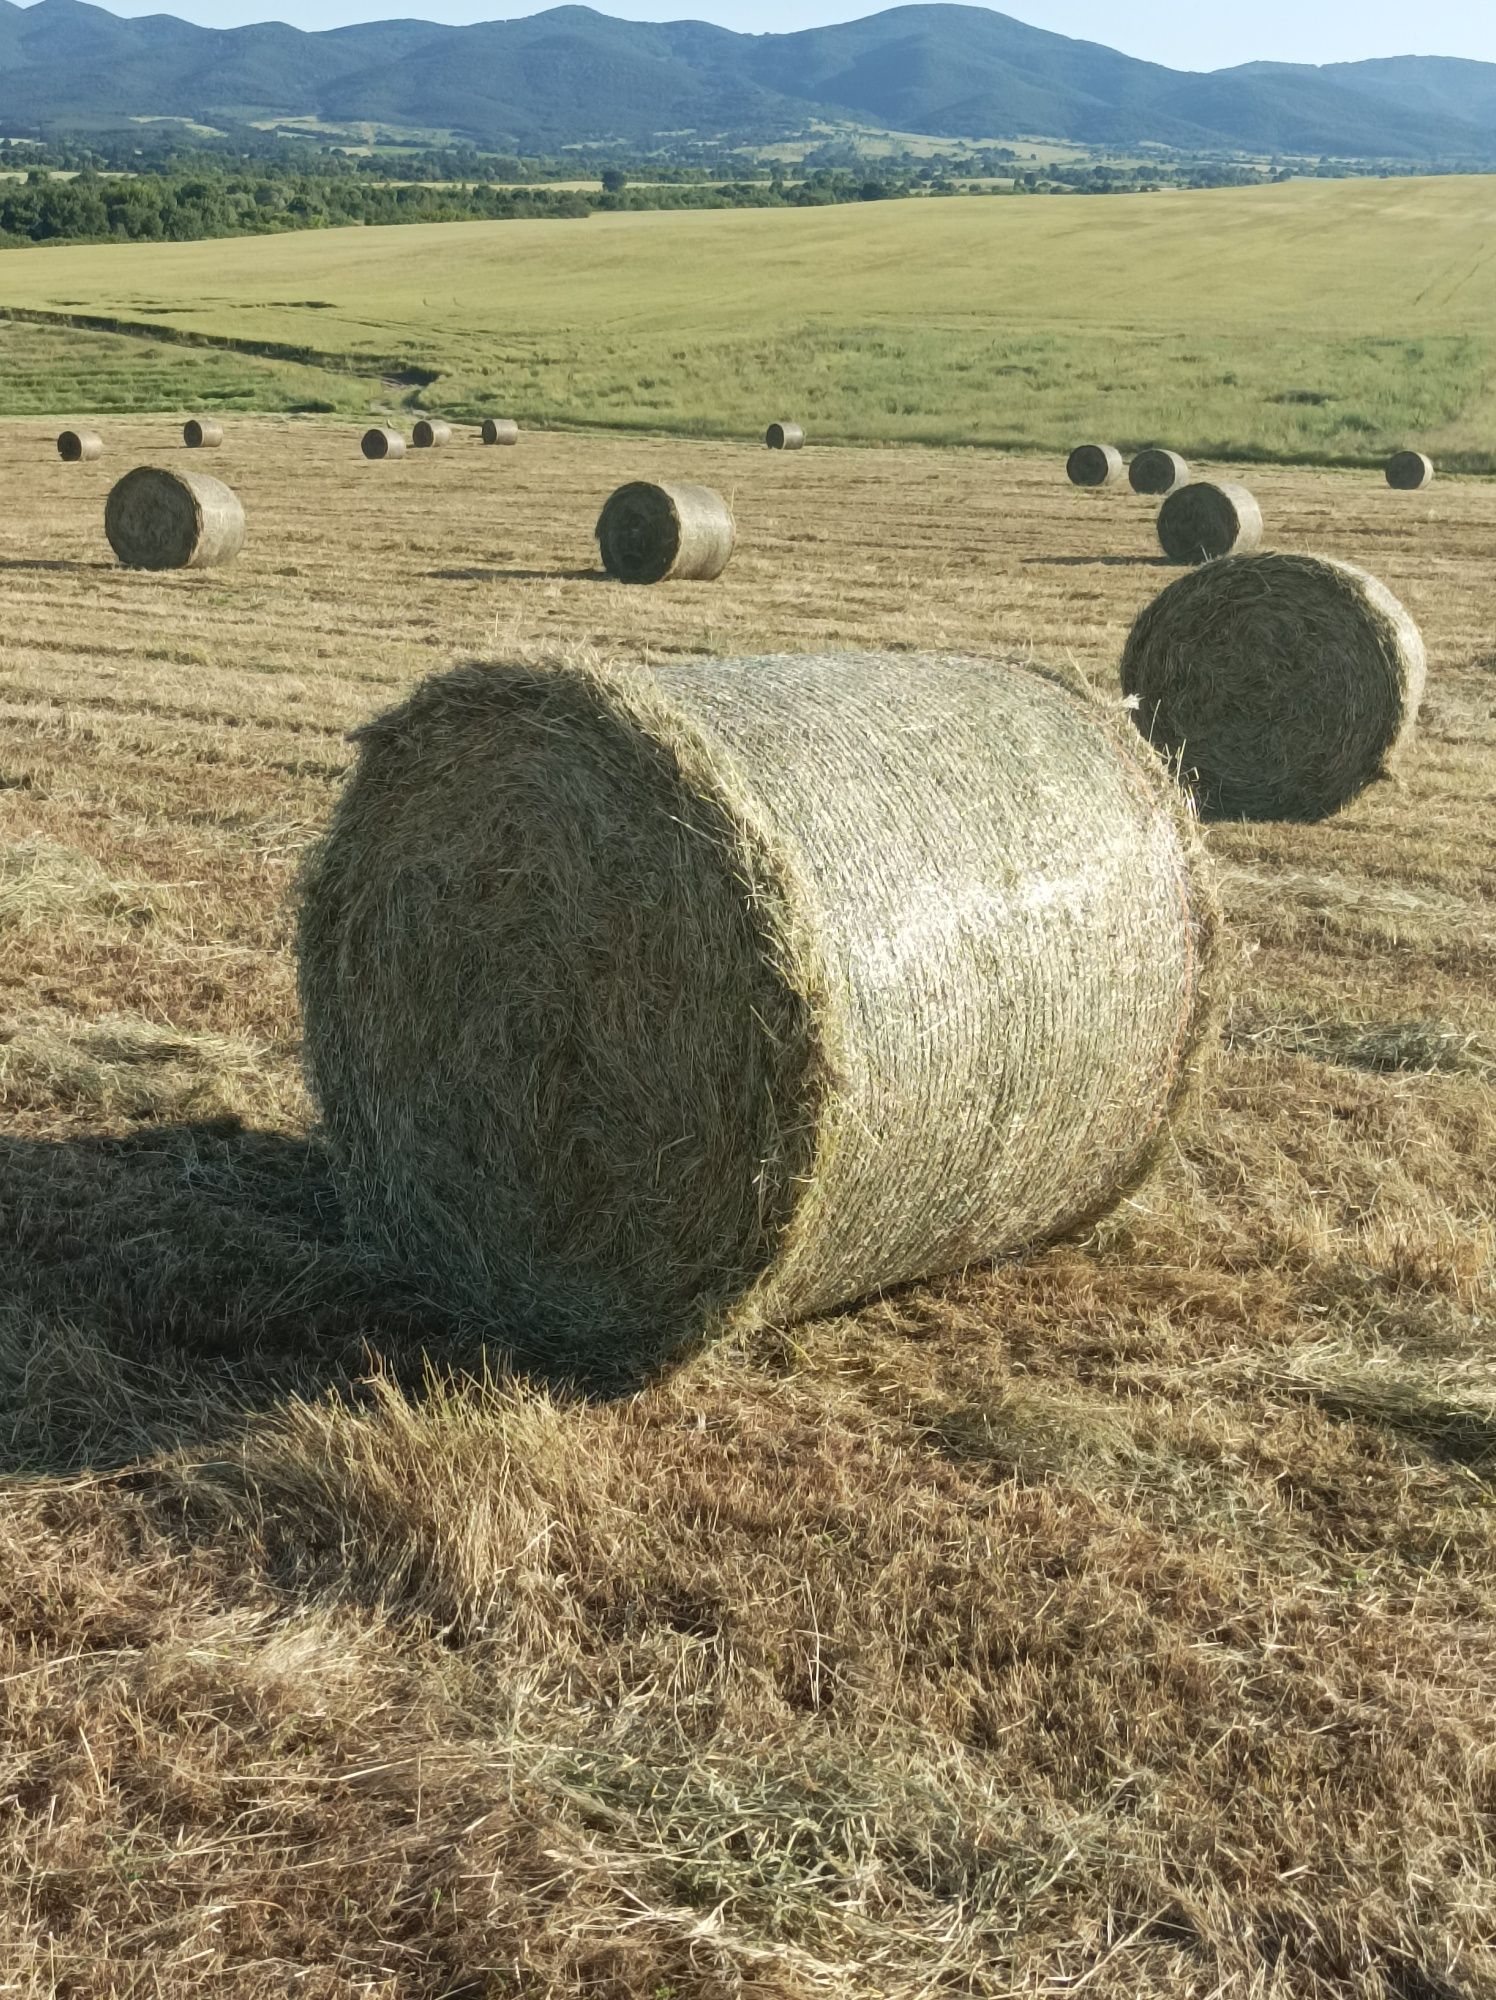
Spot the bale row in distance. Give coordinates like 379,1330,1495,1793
104,466,245,571
596,481,735,583
1122,552,1425,822
298,650,1220,1375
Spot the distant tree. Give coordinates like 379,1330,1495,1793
600,166,628,193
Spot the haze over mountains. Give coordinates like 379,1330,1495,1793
2,0,1495,159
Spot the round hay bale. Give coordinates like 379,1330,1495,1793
1129,448,1189,496
596,481,735,584
297,650,1220,1373
104,465,245,572
57,429,102,463
1386,450,1434,490
1156,481,1263,564
1066,444,1124,487
362,428,406,461
412,419,452,449
1121,552,1425,822
765,421,805,450
183,418,223,449
481,418,520,446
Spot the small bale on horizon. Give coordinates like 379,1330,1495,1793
297,651,1220,1376
1129,448,1190,496
596,481,735,584
412,419,452,448
183,419,224,449
104,465,245,572
481,418,520,446
1121,551,1425,822
766,421,805,450
1386,450,1434,490
57,429,103,463
1067,444,1124,487
1157,480,1263,564
362,428,406,460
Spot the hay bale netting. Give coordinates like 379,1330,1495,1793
362,428,406,461
481,418,520,446
183,418,223,449
412,419,452,449
57,429,102,463
1129,448,1189,497
596,481,735,584
103,466,245,572
1386,450,1434,490
765,421,805,451
1121,552,1426,822
1156,481,1263,564
1066,444,1124,488
298,650,1220,1373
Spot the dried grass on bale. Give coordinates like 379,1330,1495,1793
1387,450,1434,490
57,429,102,463
1121,552,1426,822
1066,444,1124,487
362,428,405,461
1156,480,1263,564
596,482,735,584
298,651,1220,1375
412,419,452,449
1129,448,1189,496
103,466,245,572
765,422,805,450
183,418,223,449
481,418,519,446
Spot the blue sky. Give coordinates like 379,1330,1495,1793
34,0,1496,67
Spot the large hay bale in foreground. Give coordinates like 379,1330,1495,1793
362,428,406,461
1156,481,1262,564
596,482,735,583
104,466,245,571
481,418,519,446
298,651,1220,1372
57,429,102,463
1386,450,1434,490
1121,552,1425,822
183,418,223,449
412,419,452,449
765,421,805,450
1129,448,1189,496
1066,444,1124,487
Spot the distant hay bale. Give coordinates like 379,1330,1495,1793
412,419,452,448
481,418,520,446
1129,448,1189,496
297,650,1220,1372
362,428,406,461
1121,552,1426,822
1386,450,1434,490
104,465,245,572
183,418,223,449
1066,444,1124,487
57,429,102,462
765,421,805,450
1156,481,1263,564
596,482,735,584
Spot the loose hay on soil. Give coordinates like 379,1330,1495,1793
102,464,246,571
1066,443,1124,487
595,479,736,583
1156,479,1263,563
1121,551,1426,821
297,650,1220,1374
1129,448,1190,496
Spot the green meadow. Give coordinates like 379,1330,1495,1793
5,173,1496,463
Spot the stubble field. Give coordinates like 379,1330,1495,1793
1,416,1494,1996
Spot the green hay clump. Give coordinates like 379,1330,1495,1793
297,650,1221,1376
1121,551,1426,822
595,481,735,584
1156,480,1262,563
103,465,245,571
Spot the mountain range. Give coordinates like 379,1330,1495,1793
2,0,1495,160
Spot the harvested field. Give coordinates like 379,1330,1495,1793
0,415,1493,1999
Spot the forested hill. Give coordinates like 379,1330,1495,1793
1,0,1495,160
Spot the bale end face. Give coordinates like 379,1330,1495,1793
596,481,735,584
58,429,102,463
1129,448,1189,497
104,465,246,572
1156,481,1263,565
1121,551,1425,822
765,422,805,450
481,418,520,446
1067,444,1124,488
1386,450,1434,490
361,428,406,461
